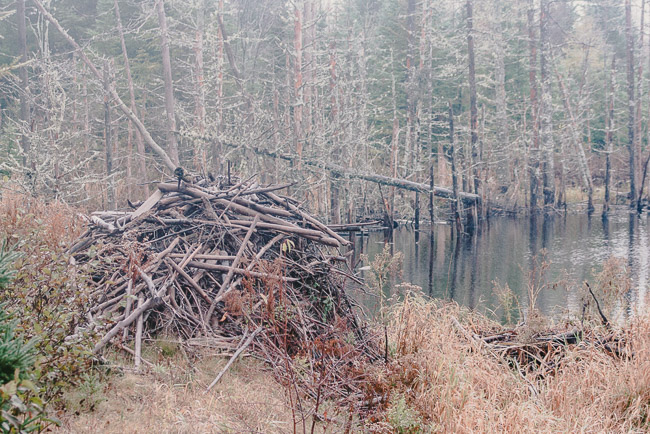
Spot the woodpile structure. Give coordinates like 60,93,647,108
451,313,629,389
70,175,373,389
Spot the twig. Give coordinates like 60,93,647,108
134,294,144,370
113,342,154,368
451,316,539,397
206,216,259,319
585,282,610,328
122,279,133,340
93,297,163,354
205,326,263,392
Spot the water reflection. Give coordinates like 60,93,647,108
351,209,648,317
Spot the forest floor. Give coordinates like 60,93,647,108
54,351,295,433
52,297,650,433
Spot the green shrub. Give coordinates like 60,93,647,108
0,310,35,386
0,240,58,432
0,219,97,401
0,240,20,293
8,249,97,400
387,394,424,433
0,242,34,385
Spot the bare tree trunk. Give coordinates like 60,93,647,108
429,163,435,224
638,4,650,214
555,69,594,214
539,0,555,211
293,1,304,161
82,66,89,154
637,2,650,207
194,0,206,136
466,0,479,195
214,0,224,173
638,155,650,213
114,0,146,193
329,41,340,225
113,1,130,198
638,0,648,211
103,62,115,210
636,0,645,174
494,3,508,186
330,178,341,225
156,0,180,166
271,55,280,149
556,133,567,210
405,0,419,229
222,141,479,203
449,102,462,234
425,1,434,225
389,48,399,226
466,0,479,226
479,104,488,219
303,0,313,141
404,0,416,178
414,0,431,232
527,0,540,213
626,0,637,206
17,0,31,168
604,56,616,217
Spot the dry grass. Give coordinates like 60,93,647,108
0,191,85,249
363,293,650,433
50,292,650,434
55,353,294,433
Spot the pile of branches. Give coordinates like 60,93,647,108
453,315,629,383
480,328,628,377
70,175,377,399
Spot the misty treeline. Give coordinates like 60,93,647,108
0,0,647,224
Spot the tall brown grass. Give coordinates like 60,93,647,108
364,293,649,433
0,191,85,250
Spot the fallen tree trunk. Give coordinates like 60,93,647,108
221,142,480,205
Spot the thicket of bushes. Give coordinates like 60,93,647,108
0,240,54,432
0,194,99,431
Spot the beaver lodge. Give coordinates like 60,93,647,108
69,174,379,400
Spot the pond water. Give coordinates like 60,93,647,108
348,208,648,321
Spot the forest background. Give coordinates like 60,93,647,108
0,0,647,222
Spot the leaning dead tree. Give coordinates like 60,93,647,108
33,0,177,173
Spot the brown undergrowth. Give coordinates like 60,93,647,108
362,293,649,433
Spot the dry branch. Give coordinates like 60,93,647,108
205,326,263,391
